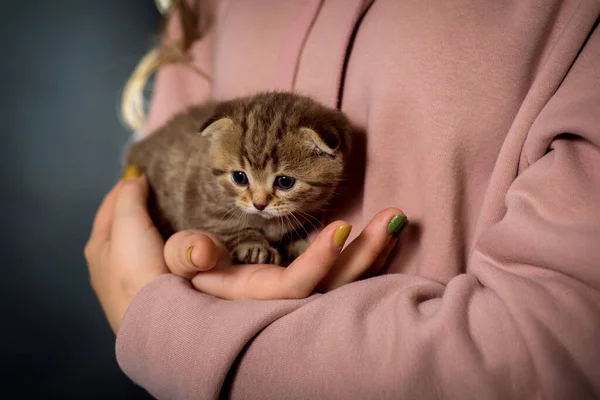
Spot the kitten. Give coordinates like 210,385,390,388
126,92,351,265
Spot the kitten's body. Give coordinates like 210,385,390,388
127,92,351,265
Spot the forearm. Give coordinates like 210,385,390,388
225,272,598,399
116,274,312,399
117,267,600,399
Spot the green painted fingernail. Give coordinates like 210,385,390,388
387,215,408,235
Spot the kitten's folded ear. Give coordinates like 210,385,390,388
300,119,352,156
199,117,234,137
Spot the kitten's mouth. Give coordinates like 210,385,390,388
243,207,287,219
244,208,276,219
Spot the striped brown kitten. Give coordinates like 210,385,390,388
126,92,352,265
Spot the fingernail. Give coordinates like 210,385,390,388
186,245,198,268
123,165,142,180
387,215,408,235
333,224,352,247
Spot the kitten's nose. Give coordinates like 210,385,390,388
253,202,267,211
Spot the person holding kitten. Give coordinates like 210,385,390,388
85,0,600,399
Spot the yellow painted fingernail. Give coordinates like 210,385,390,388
123,165,142,180
186,245,198,268
333,224,352,247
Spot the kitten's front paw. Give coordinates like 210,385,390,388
231,242,282,265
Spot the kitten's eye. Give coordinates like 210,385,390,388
231,171,248,186
275,175,296,190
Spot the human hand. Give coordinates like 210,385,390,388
163,208,407,300
84,167,168,334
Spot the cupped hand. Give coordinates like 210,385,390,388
164,208,407,300
84,167,168,334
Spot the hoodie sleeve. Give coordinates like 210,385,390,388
115,16,600,400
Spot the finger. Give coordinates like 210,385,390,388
365,236,399,278
280,220,352,298
112,174,154,234
191,263,281,300
89,181,123,244
319,208,407,292
164,230,231,279
89,165,142,243
190,221,351,300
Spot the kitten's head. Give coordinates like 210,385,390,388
200,92,352,219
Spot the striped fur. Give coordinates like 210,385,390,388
127,92,352,265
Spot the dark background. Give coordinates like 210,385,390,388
1,1,159,398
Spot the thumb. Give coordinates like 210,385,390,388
112,172,154,234
164,230,232,279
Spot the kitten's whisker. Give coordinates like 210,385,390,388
278,215,285,239
302,212,325,228
237,211,249,248
226,208,241,231
284,214,294,242
228,209,245,241
285,205,323,234
217,205,240,225
289,212,309,244
292,208,324,231
293,212,320,235
235,212,244,247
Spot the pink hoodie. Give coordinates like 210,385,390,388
116,1,600,398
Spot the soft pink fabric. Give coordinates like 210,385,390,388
116,1,600,398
